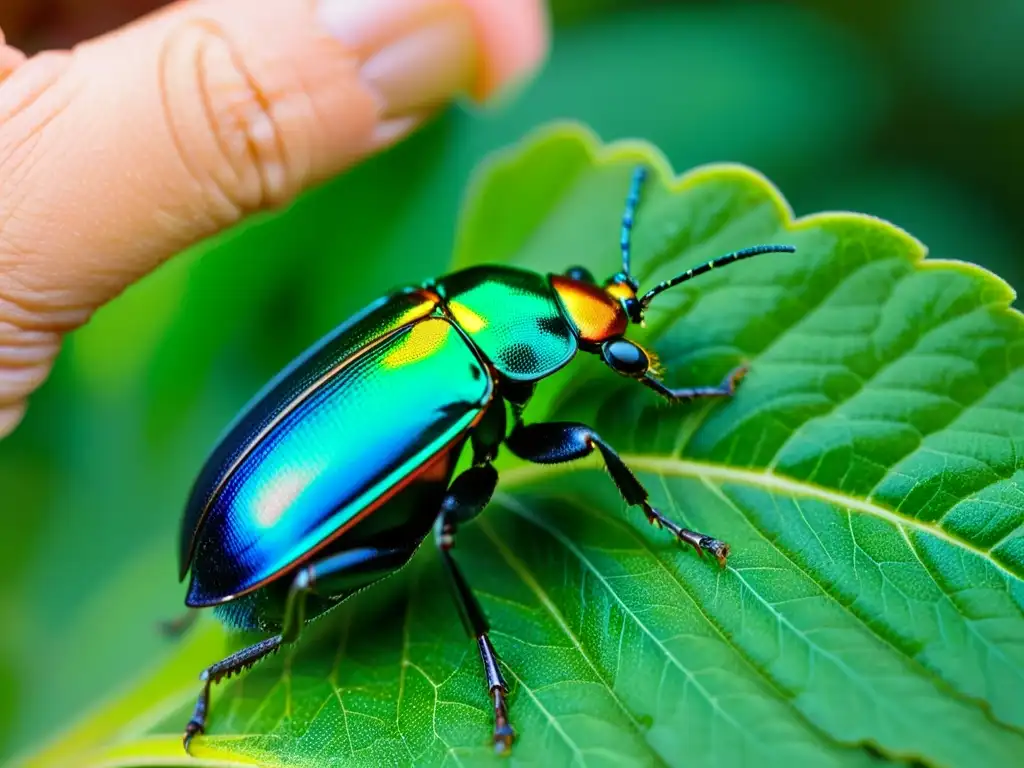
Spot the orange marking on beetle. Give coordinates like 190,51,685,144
419,446,454,482
551,275,628,343
605,281,637,303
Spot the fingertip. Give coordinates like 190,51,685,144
458,0,549,103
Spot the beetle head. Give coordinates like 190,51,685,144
556,167,795,366
603,272,645,325
599,337,653,378
551,269,659,380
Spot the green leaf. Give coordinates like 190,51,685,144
15,123,1024,768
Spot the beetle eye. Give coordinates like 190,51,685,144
565,266,595,283
600,339,649,376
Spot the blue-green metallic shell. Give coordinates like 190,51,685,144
435,266,578,381
178,288,440,579
211,437,462,632
184,315,492,606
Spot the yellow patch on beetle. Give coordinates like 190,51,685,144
381,319,452,368
447,300,488,333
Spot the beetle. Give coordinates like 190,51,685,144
175,166,795,754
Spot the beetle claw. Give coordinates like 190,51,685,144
183,720,203,754
494,723,515,755
644,503,730,567
699,536,730,568
491,686,514,755
641,502,664,530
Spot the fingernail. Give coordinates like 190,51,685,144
318,0,477,121
364,114,422,154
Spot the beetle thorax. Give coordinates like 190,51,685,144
550,275,629,345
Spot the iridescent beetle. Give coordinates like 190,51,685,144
175,167,795,753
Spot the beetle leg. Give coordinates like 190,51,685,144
506,422,730,567
470,396,508,465
502,380,536,431
434,466,514,753
437,545,514,754
183,635,283,752
640,364,749,402
183,547,412,754
435,463,498,549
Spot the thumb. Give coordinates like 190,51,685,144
0,0,548,437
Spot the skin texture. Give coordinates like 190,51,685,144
0,0,549,438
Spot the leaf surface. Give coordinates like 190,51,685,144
18,124,1024,768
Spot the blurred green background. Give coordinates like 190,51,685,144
1,0,1022,761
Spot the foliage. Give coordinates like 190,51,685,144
14,124,1024,768
3,2,1024,766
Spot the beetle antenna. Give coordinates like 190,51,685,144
638,244,796,307
619,166,647,283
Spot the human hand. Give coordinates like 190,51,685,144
0,0,548,438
